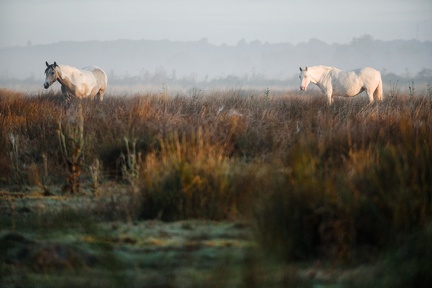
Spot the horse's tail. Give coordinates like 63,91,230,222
374,74,383,101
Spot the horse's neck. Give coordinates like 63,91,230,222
56,65,77,85
310,66,332,83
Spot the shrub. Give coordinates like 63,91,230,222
139,127,238,221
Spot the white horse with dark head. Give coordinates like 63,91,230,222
44,61,107,101
299,66,383,105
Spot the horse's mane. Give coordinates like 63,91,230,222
314,65,335,71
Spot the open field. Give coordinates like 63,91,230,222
1,88,432,287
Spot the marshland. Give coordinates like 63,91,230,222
1,86,432,287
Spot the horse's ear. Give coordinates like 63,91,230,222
299,67,302,71
305,67,308,71
54,62,57,67
46,61,49,67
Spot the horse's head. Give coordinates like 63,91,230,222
44,61,59,89
299,67,310,91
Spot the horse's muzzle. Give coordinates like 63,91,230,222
300,87,306,91
44,83,49,89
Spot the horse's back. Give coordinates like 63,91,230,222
84,66,107,88
356,67,382,86
93,67,107,86
83,66,106,80
357,67,380,76
334,67,380,84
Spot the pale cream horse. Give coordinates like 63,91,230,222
299,66,383,105
44,61,107,101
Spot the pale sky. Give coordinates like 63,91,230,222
1,0,431,47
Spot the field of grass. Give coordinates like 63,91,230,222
1,87,432,287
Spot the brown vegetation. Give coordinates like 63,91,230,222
1,87,432,286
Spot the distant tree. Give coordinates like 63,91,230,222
416,69,432,81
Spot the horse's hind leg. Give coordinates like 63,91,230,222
366,89,375,104
374,80,383,102
326,93,334,105
97,88,105,101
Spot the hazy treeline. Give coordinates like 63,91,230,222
0,35,431,90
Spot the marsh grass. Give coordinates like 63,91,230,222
1,88,432,286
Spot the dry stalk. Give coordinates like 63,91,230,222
89,158,100,197
118,137,141,191
57,103,84,194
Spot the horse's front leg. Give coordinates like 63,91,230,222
324,89,333,105
61,86,71,101
61,89,74,109
320,85,333,105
